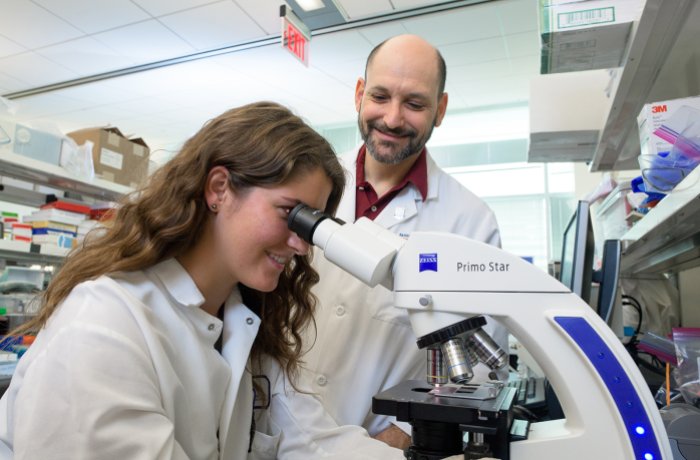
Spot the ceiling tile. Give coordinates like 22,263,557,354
313,57,364,88
403,3,501,45
0,1,82,49
233,0,286,35
33,0,152,34
310,30,374,64
159,1,267,50
132,0,220,17
217,45,352,112
7,92,90,120
53,80,144,105
106,95,188,117
357,21,408,45
391,0,453,8
505,31,540,59
449,59,512,83
37,37,136,75
509,55,539,77
0,72,27,95
497,0,538,35
453,75,530,108
0,35,26,59
47,105,138,130
439,37,508,67
92,20,197,64
0,52,78,88
333,0,393,20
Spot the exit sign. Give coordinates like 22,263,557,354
280,6,310,66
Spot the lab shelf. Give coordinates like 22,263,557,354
0,149,129,266
0,149,132,203
0,239,67,266
620,165,700,276
589,0,700,172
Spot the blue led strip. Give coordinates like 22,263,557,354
555,316,662,460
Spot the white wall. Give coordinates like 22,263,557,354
573,162,603,199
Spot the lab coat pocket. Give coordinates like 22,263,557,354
247,417,281,460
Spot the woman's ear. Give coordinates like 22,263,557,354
205,166,229,211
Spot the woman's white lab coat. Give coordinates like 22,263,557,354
0,259,403,460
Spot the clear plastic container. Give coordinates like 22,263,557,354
639,152,699,193
0,267,45,290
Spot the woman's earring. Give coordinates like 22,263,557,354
210,203,218,211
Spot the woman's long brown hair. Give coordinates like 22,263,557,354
14,101,345,382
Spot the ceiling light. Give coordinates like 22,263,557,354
295,0,325,12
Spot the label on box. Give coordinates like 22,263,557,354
107,131,121,148
100,148,123,170
638,96,700,157
133,144,146,157
558,7,615,28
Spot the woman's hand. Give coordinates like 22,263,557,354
372,424,411,450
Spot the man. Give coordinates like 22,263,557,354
302,34,507,449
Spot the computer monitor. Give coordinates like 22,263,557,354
559,200,595,303
593,239,622,324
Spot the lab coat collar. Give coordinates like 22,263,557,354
149,258,206,309
338,147,442,230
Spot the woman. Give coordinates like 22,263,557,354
0,102,403,459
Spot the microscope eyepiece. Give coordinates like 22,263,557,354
288,204,327,244
288,204,346,244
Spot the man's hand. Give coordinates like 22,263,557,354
373,424,411,450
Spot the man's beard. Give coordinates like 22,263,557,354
359,117,435,165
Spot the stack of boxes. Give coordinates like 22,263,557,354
539,0,644,74
22,200,90,250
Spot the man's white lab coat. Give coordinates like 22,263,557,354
302,149,505,436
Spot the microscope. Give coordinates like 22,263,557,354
289,204,672,460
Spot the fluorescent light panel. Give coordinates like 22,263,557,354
296,0,325,11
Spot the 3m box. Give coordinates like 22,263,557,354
637,95,700,158
67,127,150,188
539,0,643,73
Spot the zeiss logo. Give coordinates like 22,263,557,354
419,253,438,272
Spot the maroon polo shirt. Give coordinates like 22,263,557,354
355,145,429,221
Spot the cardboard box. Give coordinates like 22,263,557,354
67,127,150,188
539,0,643,73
